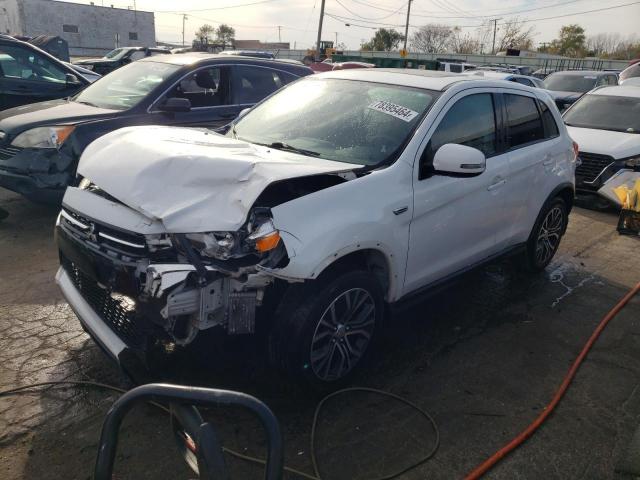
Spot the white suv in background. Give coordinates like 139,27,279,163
55,70,577,386
563,85,640,197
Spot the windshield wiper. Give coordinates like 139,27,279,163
257,141,321,157
76,100,98,107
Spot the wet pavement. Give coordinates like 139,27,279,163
1,187,639,480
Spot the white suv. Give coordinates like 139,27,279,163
55,70,577,385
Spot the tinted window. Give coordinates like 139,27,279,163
539,101,559,138
166,67,227,108
421,93,496,176
233,66,289,104
563,94,640,133
607,75,618,85
505,94,544,148
450,64,462,73
0,45,67,83
513,77,533,87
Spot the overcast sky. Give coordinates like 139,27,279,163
62,0,640,50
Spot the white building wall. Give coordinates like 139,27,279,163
2,0,155,56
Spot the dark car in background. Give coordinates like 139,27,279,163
73,46,171,75
543,70,618,111
0,35,91,110
0,53,313,203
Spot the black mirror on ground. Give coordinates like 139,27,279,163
65,73,81,85
159,97,192,113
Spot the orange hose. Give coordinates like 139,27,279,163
465,280,640,480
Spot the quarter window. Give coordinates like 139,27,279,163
504,94,544,149
420,93,496,178
539,101,559,138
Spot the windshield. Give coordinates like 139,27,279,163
543,73,598,92
104,48,128,60
564,94,640,133
232,78,439,166
74,61,179,110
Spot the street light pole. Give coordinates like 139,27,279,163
182,14,187,46
315,0,326,61
402,0,412,53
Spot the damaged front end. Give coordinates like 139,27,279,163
55,200,289,365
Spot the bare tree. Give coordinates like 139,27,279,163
410,24,453,53
449,27,480,54
496,17,536,52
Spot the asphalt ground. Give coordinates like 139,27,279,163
1,187,639,480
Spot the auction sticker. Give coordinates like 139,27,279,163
368,100,418,122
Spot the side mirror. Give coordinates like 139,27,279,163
433,143,486,175
65,73,81,85
158,97,192,113
238,107,251,119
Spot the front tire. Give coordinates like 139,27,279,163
269,270,384,388
523,197,568,272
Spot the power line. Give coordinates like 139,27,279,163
334,0,407,21
157,0,287,14
326,0,640,29
339,0,596,20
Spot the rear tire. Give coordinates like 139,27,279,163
268,270,384,389
523,197,568,272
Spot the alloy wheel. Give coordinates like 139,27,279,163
309,288,376,381
535,206,564,266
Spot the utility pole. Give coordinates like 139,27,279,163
182,14,187,46
315,0,326,61
334,31,338,46
491,18,502,55
277,26,282,43
402,0,412,53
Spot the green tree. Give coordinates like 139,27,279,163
195,24,215,44
215,24,236,47
550,24,587,57
361,28,404,51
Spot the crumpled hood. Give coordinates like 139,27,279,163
78,126,354,233
567,126,640,159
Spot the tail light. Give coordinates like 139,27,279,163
572,141,579,160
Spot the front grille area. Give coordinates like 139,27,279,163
576,152,615,184
62,255,145,348
0,145,22,161
60,208,148,259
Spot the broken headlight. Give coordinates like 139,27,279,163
185,219,281,261
624,156,640,169
12,126,75,149
185,232,238,260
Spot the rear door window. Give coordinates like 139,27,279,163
504,94,545,149
513,77,534,87
232,66,291,105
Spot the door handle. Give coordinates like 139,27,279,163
542,155,554,167
393,206,408,215
487,178,506,191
